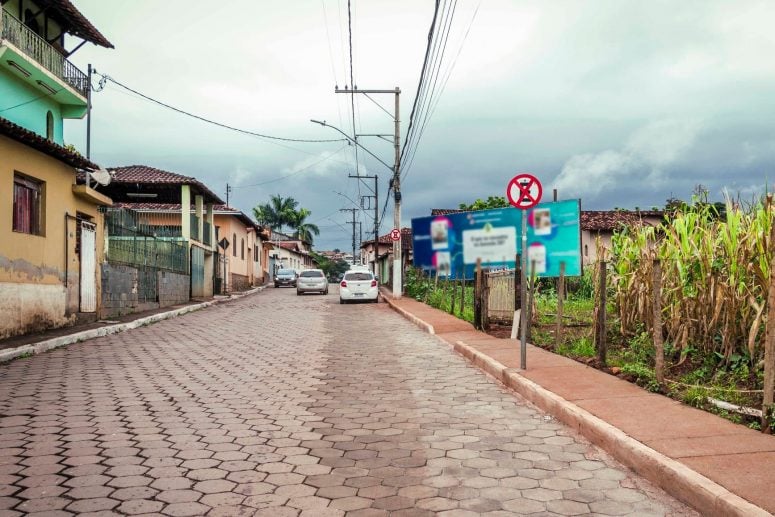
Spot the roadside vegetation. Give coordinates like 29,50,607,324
407,191,774,430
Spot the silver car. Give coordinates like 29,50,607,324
296,269,329,295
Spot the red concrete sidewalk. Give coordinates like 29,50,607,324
381,289,775,517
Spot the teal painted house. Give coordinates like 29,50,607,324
1,0,113,339
0,0,112,142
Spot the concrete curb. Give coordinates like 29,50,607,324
0,286,267,365
450,341,770,517
381,295,435,335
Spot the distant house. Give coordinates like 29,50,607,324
0,0,113,338
212,205,269,291
268,232,317,275
360,228,413,285
580,210,664,265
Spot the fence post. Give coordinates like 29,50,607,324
450,275,457,315
763,226,775,433
474,259,482,330
653,259,664,386
556,262,565,348
527,260,537,341
595,260,607,366
461,277,466,318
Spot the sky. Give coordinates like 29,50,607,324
62,0,775,251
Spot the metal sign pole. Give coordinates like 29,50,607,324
520,212,528,369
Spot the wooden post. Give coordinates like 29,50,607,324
450,274,458,315
653,259,664,386
474,259,482,330
527,260,537,341
596,260,607,366
556,262,566,348
763,226,775,433
461,277,466,317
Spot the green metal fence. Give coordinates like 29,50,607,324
103,208,188,273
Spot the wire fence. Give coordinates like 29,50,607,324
102,208,188,274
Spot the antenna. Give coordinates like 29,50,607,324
89,166,113,186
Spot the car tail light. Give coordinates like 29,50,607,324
371,280,377,287
340,281,347,287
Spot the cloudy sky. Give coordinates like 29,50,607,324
64,0,775,251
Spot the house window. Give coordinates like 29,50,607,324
584,244,589,257
13,173,44,235
232,233,237,257
46,111,54,140
241,239,245,260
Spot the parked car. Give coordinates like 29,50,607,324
274,268,297,288
339,270,379,304
297,269,328,295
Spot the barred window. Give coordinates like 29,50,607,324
13,173,44,235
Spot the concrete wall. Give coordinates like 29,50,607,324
0,135,106,339
100,263,189,318
230,273,250,292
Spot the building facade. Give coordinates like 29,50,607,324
0,0,112,338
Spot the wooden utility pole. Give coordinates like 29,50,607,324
653,260,665,386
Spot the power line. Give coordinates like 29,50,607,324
0,87,64,113
234,144,349,188
99,74,347,144
346,0,360,177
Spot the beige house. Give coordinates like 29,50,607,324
213,205,269,291
580,210,664,266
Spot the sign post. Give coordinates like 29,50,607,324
507,173,542,370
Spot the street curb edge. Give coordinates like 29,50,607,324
452,339,771,517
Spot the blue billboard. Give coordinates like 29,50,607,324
411,200,581,279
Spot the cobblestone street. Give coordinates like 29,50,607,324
0,288,696,516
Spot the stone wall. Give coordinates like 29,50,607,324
101,263,189,318
230,273,251,292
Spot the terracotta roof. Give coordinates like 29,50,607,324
431,208,466,216
37,0,114,48
0,116,97,169
362,228,413,250
581,210,664,231
107,165,225,205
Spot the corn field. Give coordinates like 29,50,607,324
611,196,774,365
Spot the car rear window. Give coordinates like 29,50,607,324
300,270,324,278
278,269,295,275
344,272,373,281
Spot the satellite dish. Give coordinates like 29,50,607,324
89,166,112,186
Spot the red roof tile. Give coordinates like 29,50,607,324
0,116,97,169
581,210,664,231
39,0,113,48
107,165,225,205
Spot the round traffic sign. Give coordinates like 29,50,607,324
389,228,401,241
506,173,542,210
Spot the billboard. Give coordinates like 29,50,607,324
411,200,581,279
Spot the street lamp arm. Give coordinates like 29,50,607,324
310,119,394,172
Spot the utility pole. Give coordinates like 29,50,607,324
86,64,92,160
340,208,358,265
226,183,232,207
349,173,379,275
336,87,401,297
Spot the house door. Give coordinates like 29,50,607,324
190,246,205,297
79,221,97,312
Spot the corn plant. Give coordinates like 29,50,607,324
610,194,774,368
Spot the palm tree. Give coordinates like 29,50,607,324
290,208,320,244
252,195,298,233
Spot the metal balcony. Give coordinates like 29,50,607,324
1,9,88,97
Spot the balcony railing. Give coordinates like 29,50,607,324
190,214,200,242
203,221,212,246
1,10,88,97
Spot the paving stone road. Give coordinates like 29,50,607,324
0,287,697,516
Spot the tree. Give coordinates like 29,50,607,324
311,252,349,280
459,196,510,211
252,195,298,233
290,208,320,244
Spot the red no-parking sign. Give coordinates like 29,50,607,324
389,228,401,241
506,173,542,210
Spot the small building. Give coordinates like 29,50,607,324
0,0,113,338
212,205,269,292
98,165,224,308
580,210,664,266
360,228,413,286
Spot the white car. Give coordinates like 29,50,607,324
296,269,328,295
339,270,379,304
